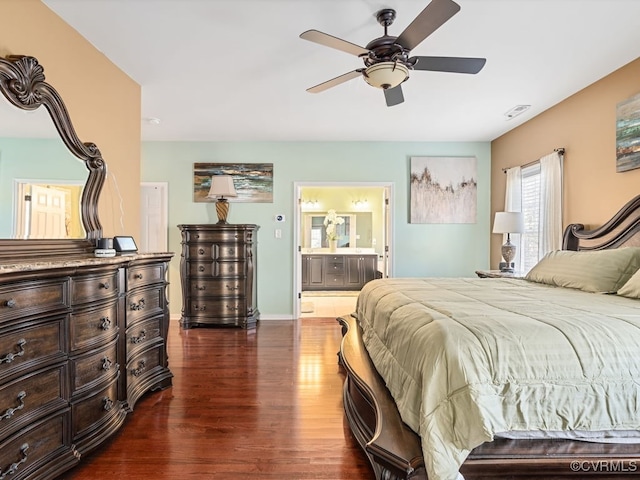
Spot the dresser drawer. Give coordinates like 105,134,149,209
71,376,120,439
188,244,246,260
127,263,165,290
0,320,65,378
188,261,245,277
0,412,69,480
127,342,163,390
71,271,118,305
0,279,68,323
0,364,67,440
70,338,119,395
126,286,163,327
126,316,162,361
69,300,118,352
184,229,249,243
188,298,246,317
189,278,243,297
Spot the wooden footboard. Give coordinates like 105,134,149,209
339,314,640,480
338,314,427,480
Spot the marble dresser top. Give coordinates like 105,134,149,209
0,252,174,275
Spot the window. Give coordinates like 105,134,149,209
520,164,541,272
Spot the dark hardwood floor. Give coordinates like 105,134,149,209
58,318,374,479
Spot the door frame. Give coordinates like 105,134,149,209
293,181,394,318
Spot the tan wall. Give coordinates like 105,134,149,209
0,0,141,239
490,57,640,268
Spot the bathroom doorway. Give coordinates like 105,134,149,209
293,182,394,318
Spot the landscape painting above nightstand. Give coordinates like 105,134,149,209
193,162,273,202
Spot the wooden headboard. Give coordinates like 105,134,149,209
563,194,640,251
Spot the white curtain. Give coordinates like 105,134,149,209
539,151,563,257
504,166,523,271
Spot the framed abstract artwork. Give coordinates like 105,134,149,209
616,92,640,173
410,156,477,224
193,162,273,203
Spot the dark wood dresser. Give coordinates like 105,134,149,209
178,224,259,329
0,253,173,480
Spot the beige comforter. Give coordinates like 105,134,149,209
356,277,640,480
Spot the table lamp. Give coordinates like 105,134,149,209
492,211,525,272
207,175,237,224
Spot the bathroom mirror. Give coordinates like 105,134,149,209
301,212,373,249
0,55,105,260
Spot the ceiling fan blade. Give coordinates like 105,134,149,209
412,56,486,74
307,70,362,93
300,30,369,57
396,0,461,51
384,85,404,107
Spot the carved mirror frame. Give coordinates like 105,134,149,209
0,55,105,260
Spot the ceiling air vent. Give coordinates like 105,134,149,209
504,104,531,120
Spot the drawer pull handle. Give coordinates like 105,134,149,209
134,273,143,280
227,248,235,255
0,443,29,479
228,265,235,273
198,248,205,255
0,339,26,365
193,304,206,312
3,299,16,308
99,281,110,290
225,284,239,291
198,265,205,272
129,298,146,311
99,317,111,330
131,330,146,344
102,357,113,370
1,391,26,421
195,285,206,291
131,359,146,377
102,397,114,412
226,305,240,312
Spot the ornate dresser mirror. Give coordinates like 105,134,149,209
0,55,105,260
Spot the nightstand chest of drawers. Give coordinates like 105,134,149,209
475,269,525,279
178,224,259,329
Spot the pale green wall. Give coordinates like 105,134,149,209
142,141,491,318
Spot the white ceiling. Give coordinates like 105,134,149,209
39,0,640,143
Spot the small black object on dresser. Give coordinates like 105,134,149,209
178,224,259,329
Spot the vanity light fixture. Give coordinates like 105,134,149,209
207,175,237,224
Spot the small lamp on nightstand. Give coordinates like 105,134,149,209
207,175,237,224
492,211,525,273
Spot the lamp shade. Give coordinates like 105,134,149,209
207,175,237,199
492,211,524,234
363,62,409,89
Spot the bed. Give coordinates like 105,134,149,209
338,194,640,480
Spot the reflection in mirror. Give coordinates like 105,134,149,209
0,123,87,238
0,55,106,259
302,212,373,249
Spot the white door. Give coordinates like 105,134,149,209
140,182,168,252
29,184,67,238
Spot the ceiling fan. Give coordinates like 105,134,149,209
300,0,486,107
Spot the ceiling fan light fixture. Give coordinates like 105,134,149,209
363,62,409,89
